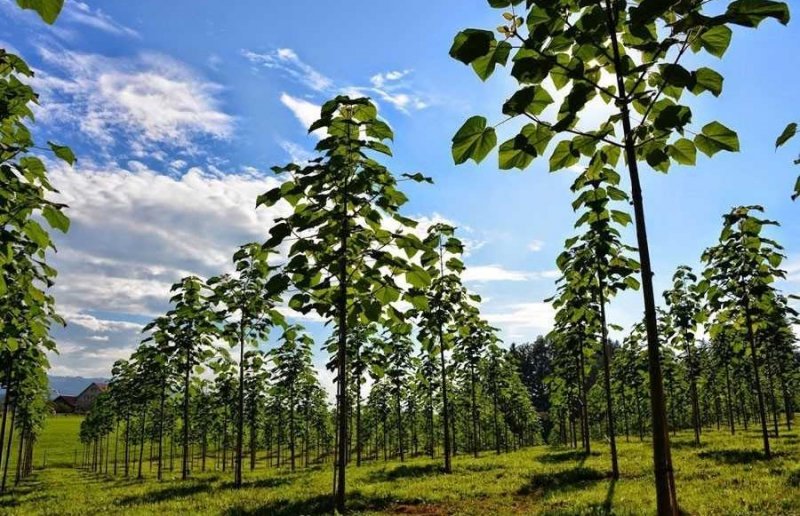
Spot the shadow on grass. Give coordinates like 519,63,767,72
368,463,443,482
697,449,783,464
220,476,291,490
538,450,599,464
223,492,399,515
517,467,608,496
115,482,213,506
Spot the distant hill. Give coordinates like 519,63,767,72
48,376,109,399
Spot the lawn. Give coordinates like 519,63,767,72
1,416,799,515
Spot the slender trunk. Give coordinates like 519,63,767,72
158,379,166,480
685,340,701,446
437,239,452,473
470,363,479,458
113,422,120,475
603,2,677,512
724,364,735,435
235,320,246,488
137,410,147,479
597,281,619,478
290,386,296,472
3,403,17,492
492,381,500,455
333,153,350,513
124,412,130,477
182,345,191,480
744,298,770,458
0,358,12,471
396,387,404,462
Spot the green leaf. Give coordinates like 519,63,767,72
48,142,75,165
502,86,554,117
449,29,495,65
694,121,740,157
471,40,512,81
405,267,432,289
498,124,552,170
776,122,797,148
699,26,733,58
15,0,64,24
549,140,579,172
725,0,791,27
42,205,70,233
693,68,724,97
23,220,50,248
452,116,497,165
668,138,697,166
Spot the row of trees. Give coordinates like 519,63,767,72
0,0,72,494
77,97,541,513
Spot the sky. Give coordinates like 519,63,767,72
1,0,798,387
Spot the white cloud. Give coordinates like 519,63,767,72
242,48,332,92
280,93,322,136
66,2,139,37
33,49,234,154
528,239,545,252
42,162,291,379
370,70,411,88
463,265,558,283
484,302,555,339
279,140,315,164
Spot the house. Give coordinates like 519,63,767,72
74,382,108,413
52,395,78,414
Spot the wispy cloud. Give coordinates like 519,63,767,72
243,47,430,117
463,265,559,283
66,2,139,37
243,48,333,92
527,240,545,252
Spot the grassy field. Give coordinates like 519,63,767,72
2,416,800,515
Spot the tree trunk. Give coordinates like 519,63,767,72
182,345,192,480
597,282,619,478
235,320,246,488
602,2,677,512
744,299,770,458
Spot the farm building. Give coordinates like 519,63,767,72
52,382,108,414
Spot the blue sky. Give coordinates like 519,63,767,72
1,0,797,382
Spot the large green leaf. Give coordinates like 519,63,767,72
42,205,70,233
776,122,797,148
16,0,64,24
452,116,497,164
48,141,75,165
499,123,553,170
699,26,733,58
449,29,495,65
549,140,579,172
668,138,697,166
725,0,791,27
692,68,724,97
502,86,554,116
694,122,740,157
471,40,512,81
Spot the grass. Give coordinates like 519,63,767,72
2,416,800,514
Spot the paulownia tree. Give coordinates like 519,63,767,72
702,206,787,458
663,266,705,446
258,96,429,512
209,243,285,487
449,2,789,512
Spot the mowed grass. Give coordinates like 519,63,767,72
2,416,800,515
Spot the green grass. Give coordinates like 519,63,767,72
2,417,800,514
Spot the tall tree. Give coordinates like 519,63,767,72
258,96,429,512
209,243,285,487
702,206,787,458
449,3,789,513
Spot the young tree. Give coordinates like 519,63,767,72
258,96,429,512
449,3,789,513
209,243,285,487
663,266,705,445
702,206,787,458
